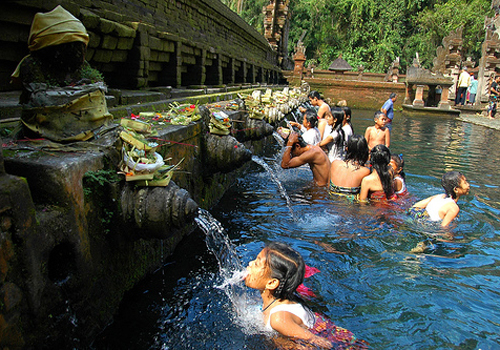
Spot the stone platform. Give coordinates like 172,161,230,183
0,88,278,348
0,84,278,124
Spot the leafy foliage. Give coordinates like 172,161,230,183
226,0,493,73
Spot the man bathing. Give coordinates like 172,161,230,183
281,132,330,186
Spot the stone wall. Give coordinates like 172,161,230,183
0,0,282,91
285,72,406,109
0,105,275,348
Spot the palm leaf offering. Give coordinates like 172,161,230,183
118,118,183,186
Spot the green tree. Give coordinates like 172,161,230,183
227,0,492,73
407,0,491,69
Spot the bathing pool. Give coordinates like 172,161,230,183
93,110,500,349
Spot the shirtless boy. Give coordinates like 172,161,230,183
299,91,332,138
364,111,390,150
281,132,330,186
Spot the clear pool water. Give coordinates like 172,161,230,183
93,110,500,349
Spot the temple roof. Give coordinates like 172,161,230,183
328,56,353,71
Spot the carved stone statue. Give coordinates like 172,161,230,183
432,27,463,100
384,57,400,82
10,6,111,141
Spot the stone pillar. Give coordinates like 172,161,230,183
242,61,247,83
0,141,4,175
477,27,500,103
230,57,235,84
438,86,451,109
404,85,410,105
200,49,207,85
293,52,306,77
413,85,425,107
176,41,183,88
217,56,223,86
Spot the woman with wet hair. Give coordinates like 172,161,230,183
244,242,368,349
329,134,370,199
341,106,354,146
411,171,470,226
318,107,345,162
359,144,396,201
244,242,331,348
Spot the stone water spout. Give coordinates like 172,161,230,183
241,118,274,140
204,134,253,173
120,181,199,239
199,105,253,173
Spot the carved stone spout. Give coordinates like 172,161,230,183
237,119,274,141
204,134,252,173
120,182,199,239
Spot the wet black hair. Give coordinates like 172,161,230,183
308,90,322,100
296,135,308,148
341,106,351,120
341,105,353,127
441,171,464,199
345,134,369,166
304,109,318,128
391,154,406,181
370,144,394,198
331,107,345,148
390,92,397,99
374,110,385,121
264,242,305,302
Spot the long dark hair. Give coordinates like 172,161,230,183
264,242,305,302
345,134,369,166
370,144,394,197
441,171,464,199
391,154,406,181
331,107,345,147
341,106,354,134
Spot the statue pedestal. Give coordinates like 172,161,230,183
438,88,451,109
413,85,425,107
293,52,306,77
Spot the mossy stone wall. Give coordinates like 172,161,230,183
1,0,281,91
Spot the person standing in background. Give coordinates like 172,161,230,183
455,67,470,106
380,93,397,132
467,74,478,105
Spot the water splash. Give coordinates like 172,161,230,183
195,209,265,335
216,269,248,290
251,155,297,221
272,131,285,147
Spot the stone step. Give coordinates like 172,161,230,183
0,91,22,122
108,85,280,118
0,84,280,122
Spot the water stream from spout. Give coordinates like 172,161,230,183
194,209,263,335
251,155,297,221
272,131,285,147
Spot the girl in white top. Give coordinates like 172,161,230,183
290,109,321,146
317,108,345,162
341,106,354,148
244,242,331,348
411,171,470,227
390,154,408,195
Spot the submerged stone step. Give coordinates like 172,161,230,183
0,90,22,122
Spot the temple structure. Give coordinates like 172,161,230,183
432,27,464,100
477,8,500,103
263,0,292,69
